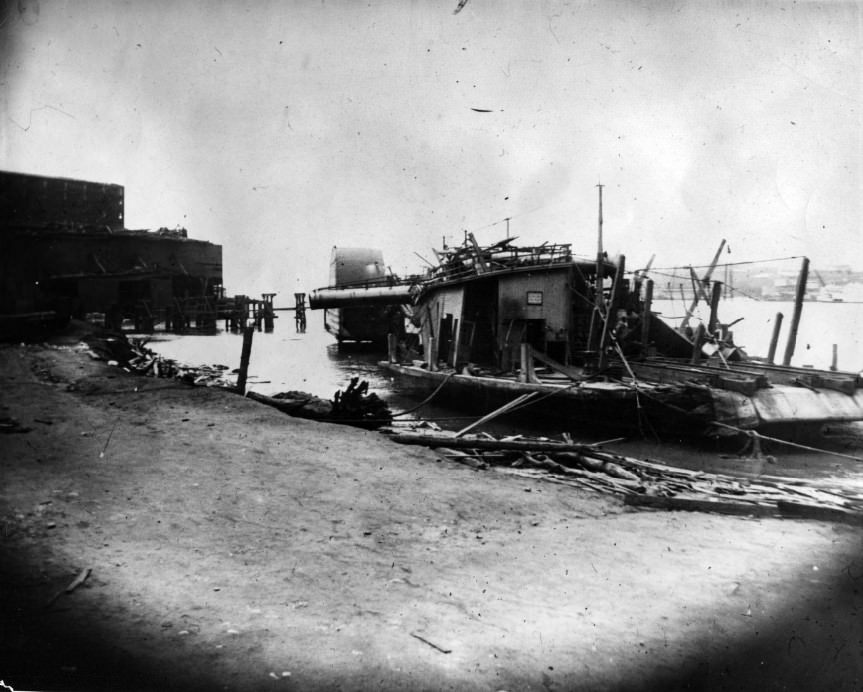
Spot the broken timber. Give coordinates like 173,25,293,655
386,429,863,526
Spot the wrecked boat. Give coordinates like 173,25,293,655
311,215,863,440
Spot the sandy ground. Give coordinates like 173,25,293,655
1,326,861,691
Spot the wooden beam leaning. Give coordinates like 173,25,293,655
454,392,538,438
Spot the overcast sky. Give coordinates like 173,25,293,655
2,0,861,298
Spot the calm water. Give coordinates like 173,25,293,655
652,297,863,373
147,298,863,399
145,299,863,485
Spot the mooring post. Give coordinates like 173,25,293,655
831,343,838,372
782,257,809,366
236,325,255,394
766,312,784,364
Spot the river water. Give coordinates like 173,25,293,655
144,297,863,486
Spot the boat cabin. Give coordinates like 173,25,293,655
412,238,622,372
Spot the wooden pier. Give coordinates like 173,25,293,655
102,290,308,335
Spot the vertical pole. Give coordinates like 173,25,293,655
588,182,605,355
782,257,809,366
236,325,254,394
519,343,537,383
690,323,706,364
613,254,626,307
387,333,397,364
708,281,723,335
831,344,838,372
597,256,622,370
766,312,784,364
594,182,605,321
641,279,654,358
427,336,437,371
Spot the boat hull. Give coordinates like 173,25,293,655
380,362,715,437
324,306,393,344
380,361,863,439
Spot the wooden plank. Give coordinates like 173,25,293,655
624,493,778,518
530,349,585,381
389,432,604,454
776,500,863,526
454,392,537,437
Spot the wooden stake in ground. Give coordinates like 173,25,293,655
236,326,255,394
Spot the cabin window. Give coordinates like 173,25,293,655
526,290,543,306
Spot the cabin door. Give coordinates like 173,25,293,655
456,319,476,366
438,314,454,364
524,319,546,353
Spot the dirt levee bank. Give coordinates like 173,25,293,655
1,328,861,691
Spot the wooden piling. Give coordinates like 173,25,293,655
831,343,838,372
236,326,255,394
782,257,809,366
262,293,276,332
294,293,307,333
766,312,784,364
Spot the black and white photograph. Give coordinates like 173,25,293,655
1,1,862,690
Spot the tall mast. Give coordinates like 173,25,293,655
595,183,605,304
588,182,606,356
596,182,604,258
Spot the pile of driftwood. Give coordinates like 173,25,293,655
81,334,235,387
387,428,863,526
247,377,392,430
80,332,393,427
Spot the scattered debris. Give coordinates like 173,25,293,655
45,567,92,609
247,377,392,430
386,428,863,525
81,333,234,388
410,631,452,654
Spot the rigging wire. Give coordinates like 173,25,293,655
650,255,804,272
390,371,457,417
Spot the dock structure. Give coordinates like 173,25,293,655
271,293,308,333
223,294,278,334
294,293,307,333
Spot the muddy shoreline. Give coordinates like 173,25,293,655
1,325,861,691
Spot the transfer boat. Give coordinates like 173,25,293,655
311,209,863,440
